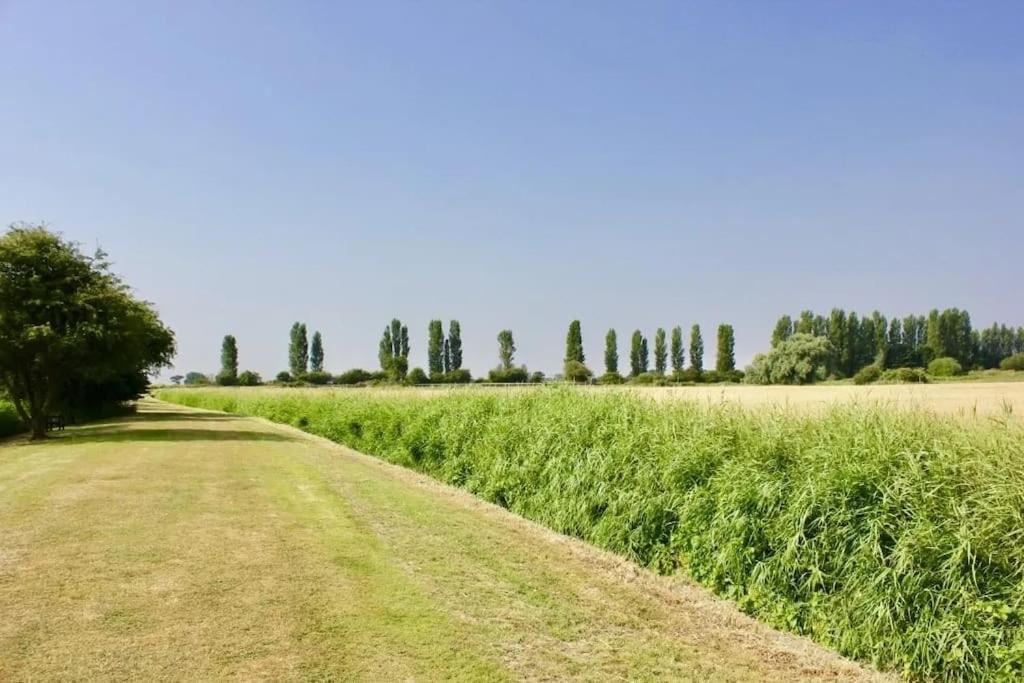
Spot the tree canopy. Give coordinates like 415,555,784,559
0,225,174,438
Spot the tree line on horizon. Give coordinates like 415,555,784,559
174,308,1024,387
181,319,740,386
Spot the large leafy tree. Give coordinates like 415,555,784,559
0,225,175,438
604,329,618,375
771,315,793,347
653,328,667,374
427,320,444,375
379,318,409,380
689,324,704,374
218,335,239,385
716,324,735,372
670,326,684,374
447,320,463,370
309,331,324,373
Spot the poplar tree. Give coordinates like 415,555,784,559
639,336,650,373
654,328,667,374
289,322,308,376
772,315,793,347
689,324,704,374
604,329,618,375
716,324,735,372
565,320,584,364
427,320,444,375
378,326,393,372
219,335,238,384
629,330,643,376
670,326,684,373
309,331,324,372
448,320,463,370
443,338,451,374
497,330,515,369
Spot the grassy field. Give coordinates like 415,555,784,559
159,385,1024,681
0,400,880,681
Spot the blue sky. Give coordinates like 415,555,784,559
1,1,1021,377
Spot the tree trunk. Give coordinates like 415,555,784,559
30,413,47,440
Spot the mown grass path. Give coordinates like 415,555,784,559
0,400,884,681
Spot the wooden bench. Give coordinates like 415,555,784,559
46,414,66,432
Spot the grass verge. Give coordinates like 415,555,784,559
158,386,1024,681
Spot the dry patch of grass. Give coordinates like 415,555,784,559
0,401,882,681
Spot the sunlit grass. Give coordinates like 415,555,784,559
159,386,1024,680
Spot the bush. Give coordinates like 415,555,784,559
237,370,262,386
215,372,238,386
703,369,745,384
488,366,529,383
629,372,669,386
853,364,882,385
673,368,702,383
159,387,1024,680
878,367,928,384
1001,353,1024,371
302,371,333,385
563,360,593,383
407,367,430,385
597,372,625,385
333,368,374,385
529,371,545,384
274,371,293,383
447,369,473,384
927,357,963,377
745,334,832,385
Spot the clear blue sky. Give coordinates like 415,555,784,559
1,1,1021,377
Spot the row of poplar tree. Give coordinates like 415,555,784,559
770,308,1024,378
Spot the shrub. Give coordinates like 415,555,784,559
237,370,262,386
1000,353,1024,371
274,371,293,383
703,369,745,384
407,367,430,385
488,366,529,383
529,371,545,384
446,369,473,384
853,364,882,385
158,387,1024,680
673,368,702,383
597,372,625,385
563,360,593,383
629,372,669,386
333,368,374,385
927,357,963,377
302,371,332,385
878,367,928,384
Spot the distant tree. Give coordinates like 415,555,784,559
827,309,847,376
772,315,794,347
427,320,444,375
565,320,585,364
169,375,184,386
670,326,684,373
795,310,815,335
497,330,516,370
289,322,308,377
716,324,736,372
604,329,619,375
448,320,463,370
217,334,239,385
274,371,293,383
237,370,262,386
442,338,451,374
399,324,410,360
309,331,324,373
379,319,409,380
639,336,650,373
689,324,704,374
629,330,644,377
564,360,593,383
407,367,429,385
184,371,209,386
654,328,667,374
745,333,832,385
378,326,393,372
